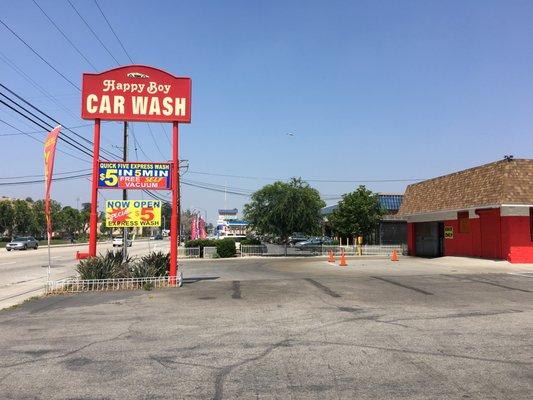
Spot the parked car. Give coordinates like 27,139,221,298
294,237,323,250
6,236,39,251
112,237,132,247
288,233,309,247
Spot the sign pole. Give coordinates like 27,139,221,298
122,121,128,261
169,121,179,284
89,119,101,257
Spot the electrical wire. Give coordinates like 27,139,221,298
0,118,91,163
0,18,80,91
32,0,98,70
66,0,120,65
93,0,134,63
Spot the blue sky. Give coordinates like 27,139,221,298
1,0,532,223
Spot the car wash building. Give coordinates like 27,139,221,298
399,159,533,263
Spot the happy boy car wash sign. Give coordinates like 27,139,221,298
81,65,191,123
82,65,191,284
98,162,171,190
105,200,161,228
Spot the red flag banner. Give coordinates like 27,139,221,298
199,217,207,239
44,126,61,242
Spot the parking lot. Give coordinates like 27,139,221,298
1,256,532,399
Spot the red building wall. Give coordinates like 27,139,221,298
407,209,533,263
501,216,533,263
443,218,481,258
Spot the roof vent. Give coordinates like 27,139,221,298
504,155,514,162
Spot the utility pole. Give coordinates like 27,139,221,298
122,121,128,261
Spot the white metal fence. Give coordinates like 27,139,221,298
46,276,173,294
240,244,405,257
203,246,218,258
178,247,200,258
240,245,268,256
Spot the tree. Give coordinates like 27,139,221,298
99,211,112,236
243,178,325,243
12,199,37,236
59,206,82,238
33,199,62,238
328,186,385,240
0,201,14,237
80,202,91,234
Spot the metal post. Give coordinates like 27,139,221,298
88,119,101,257
122,121,128,261
169,122,179,285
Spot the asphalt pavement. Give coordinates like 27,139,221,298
0,256,532,399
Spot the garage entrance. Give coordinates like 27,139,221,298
415,222,444,257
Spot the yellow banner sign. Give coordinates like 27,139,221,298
105,200,161,228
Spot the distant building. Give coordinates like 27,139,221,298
399,158,533,263
216,208,249,239
321,193,406,244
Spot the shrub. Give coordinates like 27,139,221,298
131,251,169,278
76,250,132,280
216,239,236,258
240,237,261,245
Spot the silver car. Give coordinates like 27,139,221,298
6,236,39,251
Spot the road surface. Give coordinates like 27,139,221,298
0,239,169,309
0,256,532,399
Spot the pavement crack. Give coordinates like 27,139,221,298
372,276,433,295
212,339,290,400
444,275,531,293
296,340,532,366
304,278,341,298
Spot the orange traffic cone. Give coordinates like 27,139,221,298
328,250,335,263
339,250,347,267
390,249,399,262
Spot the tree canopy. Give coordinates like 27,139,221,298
328,186,384,239
243,178,325,242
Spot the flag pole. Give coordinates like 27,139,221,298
47,234,51,283
44,125,61,288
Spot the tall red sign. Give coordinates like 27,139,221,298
81,65,191,285
81,65,191,123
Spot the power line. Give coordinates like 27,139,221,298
0,18,80,91
0,51,80,121
66,0,120,65
0,117,91,163
0,122,94,137
186,170,424,183
0,83,122,160
32,0,98,70
93,0,134,63
0,96,94,159
0,172,92,186
0,168,91,180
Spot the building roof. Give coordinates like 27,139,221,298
218,208,238,215
321,193,404,216
398,159,533,216
227,219,248,226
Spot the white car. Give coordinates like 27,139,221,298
112,237,132,247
